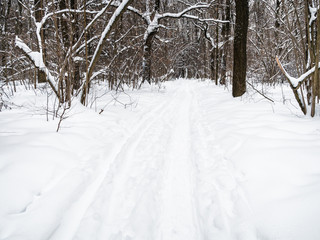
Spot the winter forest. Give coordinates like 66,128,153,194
1,0,320,240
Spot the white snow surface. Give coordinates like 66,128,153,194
1,79,320,240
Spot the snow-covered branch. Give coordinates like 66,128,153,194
33,9,99,56
183,14,229,24
160,3,210,19
276,57,308,115
15,37,58,95
276,56,320,89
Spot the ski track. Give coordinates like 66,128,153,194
157,82,202,240
49,87,179,240
190,83,257,240
16,80,255,240
73,82,202,240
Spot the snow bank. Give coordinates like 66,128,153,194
194,81,320,240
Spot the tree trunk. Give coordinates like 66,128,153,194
142,32,157,84
232,0,249,97
71,0,81,91
220,0,230,85
81,0,134,105
215,16,219,85
141,0,160,85
305,0,313,104
0,0,11,80
35,0,46,83
210,50,216,83
59,0,69,49
311,8,320,117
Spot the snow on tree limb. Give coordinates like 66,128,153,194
276,56,308,114
15,36,58,95
33,9,100,56
107,1,212,23
182,14,229,23
160,3,210,19
276,56,319,89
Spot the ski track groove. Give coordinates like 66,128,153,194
74,82,204,240
49,88,179,240
92,90,179,240
190,83,257,240
47,80,255,240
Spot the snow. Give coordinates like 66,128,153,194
15,37,44,69
309,6,318,26
15,37,58,93
1,79,320,240
276,57,320,88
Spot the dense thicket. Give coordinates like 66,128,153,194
0,0,320,116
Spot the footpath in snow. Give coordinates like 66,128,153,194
1,79,320,240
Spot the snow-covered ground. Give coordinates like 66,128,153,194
1,79,320,240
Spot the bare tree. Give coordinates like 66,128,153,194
276,0,320,117
80,0,134,104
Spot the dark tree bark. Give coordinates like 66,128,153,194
71,0,81,91
16,1,23,35
305,0,313,104
34,0,43,22
214,5,219,85
311,8,320,117
232,0,248,97
141,0,160,85
210,50,216,82
275,0,281,29
142,31,157,84
220,0,231,85
1,0,11,69
59,0,69,49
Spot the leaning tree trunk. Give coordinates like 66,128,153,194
80,0,134,105
232,0,249,97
